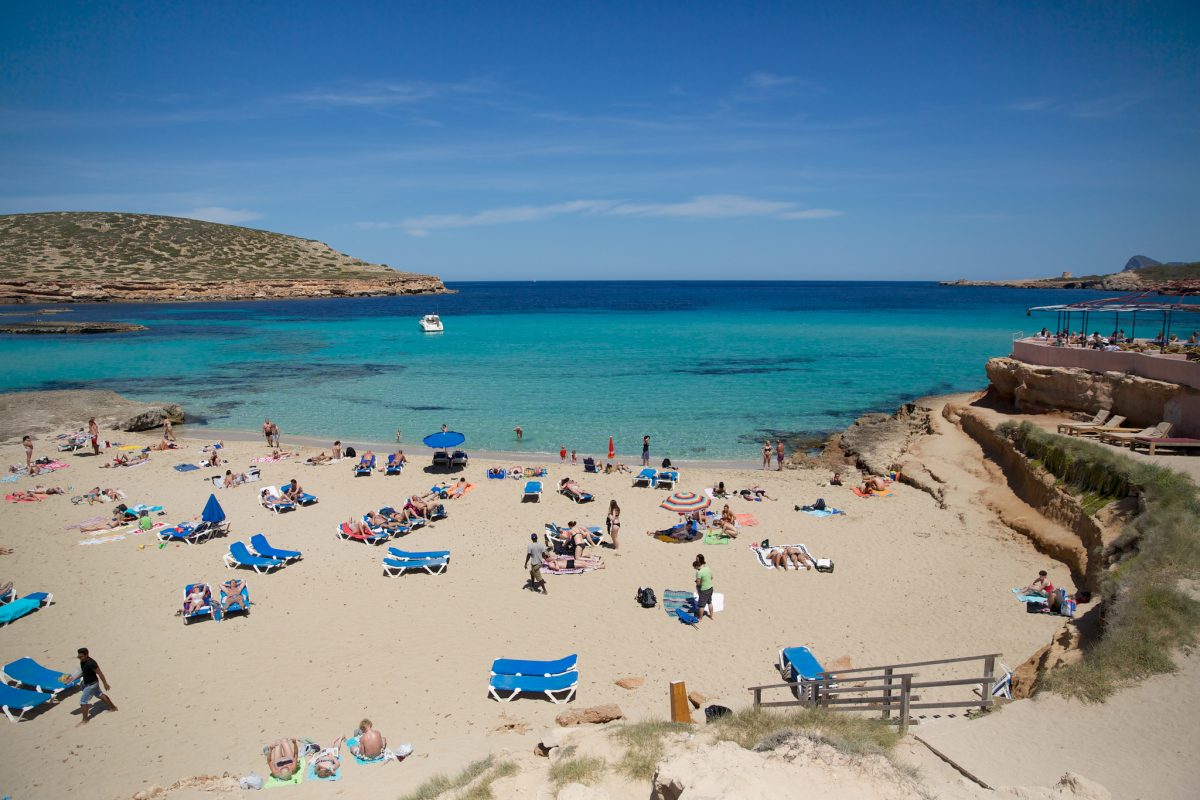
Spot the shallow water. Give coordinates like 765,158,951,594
0,281,1115,459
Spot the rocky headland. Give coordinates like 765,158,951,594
0,389,184,442
0,211,449,303
939,256,1198,292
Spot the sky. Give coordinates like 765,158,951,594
2,1,1198,281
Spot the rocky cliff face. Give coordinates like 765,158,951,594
0,275,447,303
985,357,1200,438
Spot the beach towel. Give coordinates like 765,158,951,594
173,463,200,472
6,493,45,502
78,534,127,546
543,561,602,575
305,753,342,782
344,737,409,765
751,543,818,571
117,445,142,451
662,589,695,616
703,530,732,545
734,513,759,526
264,757,306,788
799,508,845,517
0,474,19,484
66,516,106,529
1012,588,1049,604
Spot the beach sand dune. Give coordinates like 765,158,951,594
0,422,1061,799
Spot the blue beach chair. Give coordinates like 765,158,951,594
382,556,448,576
157,522,217,545
354,455,375,476
488,671,579,704
220,580,251,619
523,481,542,502
223,541,286,573
181,582,216,624
656,470,679,490
250,533,302,563
388,547,450,560
384,454,405,476
633,468,657,488
0,592,52,627
2,657,80,697
0,683,55,723
778,646,828,683
491,654,578,677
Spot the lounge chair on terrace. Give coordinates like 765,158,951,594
250,533,302,563
0,592,53,627
259,486,296,513
2,657,80,698
523,481,542,502
180,582,216,624
633,468,657,488
1056,409,1111,434
1065,416,1127,436
223,541,286,573
1129,437,1200,456
382,555,448,576
354,455,376,476
1099,422,1173,447
0,683,55,723
491,654,577,676
656,470,678,490
220,580,251,619
336,522,388,546
488,671,578,704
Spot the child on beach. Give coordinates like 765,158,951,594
559,445,567,462
571,450,577,464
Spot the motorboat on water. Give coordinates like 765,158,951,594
419,314,444,333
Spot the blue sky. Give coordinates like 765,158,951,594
2,1,1198,280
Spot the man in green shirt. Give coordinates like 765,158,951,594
694,554,713,621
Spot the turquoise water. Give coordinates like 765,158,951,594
0,281,1116,460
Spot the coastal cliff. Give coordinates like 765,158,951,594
0,211,449,303
939,261,1199,292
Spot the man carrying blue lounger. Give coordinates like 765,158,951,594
65,647,117,725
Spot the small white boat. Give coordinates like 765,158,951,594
419,313,444,333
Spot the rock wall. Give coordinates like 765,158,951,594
986,357,1200,438
0,275,449,304
833,402,934,475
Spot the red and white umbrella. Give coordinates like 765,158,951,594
659,491,711,515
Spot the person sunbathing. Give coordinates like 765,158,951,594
281,479,304,502
311,738,343,779
542,551,605,571
222,470,242,489
152,438,178,451
405,495,431,519
860,475,889,493
357,451,375,470
558,478,586,500
33,485,65,495
783,546,815,570
351,719,386,761
260,489,292,509
200,441,224,453
381,450,407,470
447,478,472,499
306,452,331,465
220,579,247,614
203,450,221,467
564,521,591,557
365,510,397,532
716,504,738,537
739,486,774,500
8,490,42,502
712,481,729,498
830,472,843,486
1021,570,1054,598
180,584,210,615
79,508,131,532
265,738,301,781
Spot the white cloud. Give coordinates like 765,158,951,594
287,78,496,108
746,72,798,90
1007,97,1055,112
358,195,843,236
181,206,263,224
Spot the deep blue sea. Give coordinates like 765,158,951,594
0,281,1118,460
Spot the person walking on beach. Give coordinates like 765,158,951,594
22,435,33,471
694,554,714,622
776,440,785,471
88,417,100,456
67,646,117,725
262,419,273,446
761,440,771,470
514,426,523,441
270,421,281,448
163,418,176,443
559,445,567,463
525,533,548,594
642,435,650,467
606,499,621,551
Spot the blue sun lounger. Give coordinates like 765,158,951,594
2,657,80,697
633,468,657,488
384,454,405,475
523,481,542,502
656,470,678,490
382,556,448,576
354,455,375,476
223,541,285,573
250,533,302,563
778,646,827,682
0,683,55,722
488,671,578,704
0,592,52,627
220,581,251,619
181,582,216,624
388,547,450,560
260,486,296,513
491,654,578,677
157,522,216,545
1,584,15,605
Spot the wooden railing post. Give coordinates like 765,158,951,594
899,674,912,735
882,666,894,719
752,686,762,709
982,655,996,710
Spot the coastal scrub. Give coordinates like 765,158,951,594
999,421,1200,701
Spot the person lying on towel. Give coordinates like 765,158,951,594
542,551,605,571
558,477,587,500
768,546,814,570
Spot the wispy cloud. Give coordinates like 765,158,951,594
286,78,498,108
1006,93,1150,119
358,195,844,236
746,72,799,90
1007,97,1055,112
182,206,263,224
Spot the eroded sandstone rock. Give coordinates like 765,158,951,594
555,704,624,727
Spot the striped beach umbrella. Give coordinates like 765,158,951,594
659,491,710,514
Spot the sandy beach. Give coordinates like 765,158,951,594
0,393,1079,800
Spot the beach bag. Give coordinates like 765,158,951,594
704,704,733,723
814,498,827,511
1026,601,1046,614
636,587,657,608
760,538,770,548
814,558,834,573
661,458,672,469
344,446,357,458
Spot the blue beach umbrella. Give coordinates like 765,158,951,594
423,431,466,449
201,494,226,524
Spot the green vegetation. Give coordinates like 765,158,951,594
710,706,900,756
0,211,428,283
608,720,692,779
397,756,517,800
548,748,606,788
998,421,1200,700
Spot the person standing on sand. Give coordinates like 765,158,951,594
22,435,33,470
270,421,281,448
525,533,547,594
263,419,273,446
67,647,117,725
776,440,785,471
761,440,771,470
694,554,714,622
163,418,176,443
642,435,650,467
514,426,523,441
571,450,577,465
559,445,567,463
88,418,100,455
606,499,621,551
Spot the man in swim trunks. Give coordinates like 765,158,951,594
350,719,386,760
88,418,100,456
220,578,247,614
642,435,650,467
282,479,303,502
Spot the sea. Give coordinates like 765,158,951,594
0,281,1120,461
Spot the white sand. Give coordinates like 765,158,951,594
0,415,1066,799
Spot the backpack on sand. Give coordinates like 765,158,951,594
636,587,657,608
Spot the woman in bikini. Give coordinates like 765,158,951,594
542,551,605,571
265,738,301,781
22,435,33,471
180,583,210,615
310,738,343,779
761,441,771,470
716,504,738,537
606,499,621,550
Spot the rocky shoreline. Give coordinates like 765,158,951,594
0,321,147,334
0,275,449,304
